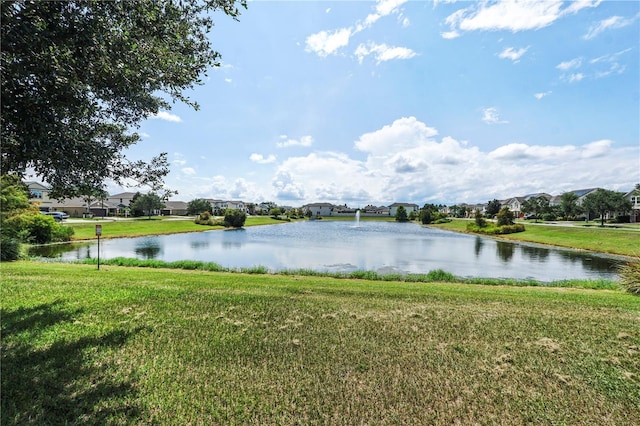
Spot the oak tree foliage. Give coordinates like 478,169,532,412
582,189,631,226
1,0,246,198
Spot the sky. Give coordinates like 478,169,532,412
117,0,639,206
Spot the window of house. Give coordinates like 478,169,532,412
31,190,43,199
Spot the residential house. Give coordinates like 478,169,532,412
226,200,246,212
568,188,601,205
303,203,335,217
388,203,419,217
203,199,225,215
523,192,552,201
362,205,390,216
161,201,188,216
502,197,526,217
624,187,640,223
25,181,90,217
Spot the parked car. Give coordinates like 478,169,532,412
523,213,537,220
41,211,69,222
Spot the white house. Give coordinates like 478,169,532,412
388,203,419,217
303,203,335,217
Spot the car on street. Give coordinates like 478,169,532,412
41,211,69,222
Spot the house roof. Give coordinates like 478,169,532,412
164,201,188,209
388,203,419,207
303,203,335,207
25,181,51,190
523,193,551,200
568,188,600,198
107,192,138,199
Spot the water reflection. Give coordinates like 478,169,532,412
474,237,484,257
522,245,550,261
134,238,162,259
221,228,246,249
29,242,92,259
496,241,514,262
190,240,210,249
28,221,621,281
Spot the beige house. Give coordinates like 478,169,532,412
25,181,88,216
161,201,188,216
303,203,336,217
625,187,640,223
388,203,419,217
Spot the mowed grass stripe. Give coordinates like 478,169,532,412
2,262,639,425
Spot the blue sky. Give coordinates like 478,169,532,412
119,0,639,206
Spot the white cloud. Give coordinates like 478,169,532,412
277,135,314,148
498,46,529,62
443,0,601,37
305,28,353,57
441,30,461,39
488,139,612,161
250,153,277,164
355,116,438,156
181,167,196,176
134,117,636,206
224,78,232,83
534,91,552,100
306,0,410,59
355,42,417,64
272,170,307,200
556,58,582,70
272,117,634,205
590,48,633,64
151,111,182,123
584,13,640,40
482,107,509,124
568,73,585,83
364,0,408,26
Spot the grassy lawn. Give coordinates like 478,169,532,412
2,262,639,425
431,219,640,258
68,216,294,240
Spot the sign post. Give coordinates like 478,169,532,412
95,225,102,270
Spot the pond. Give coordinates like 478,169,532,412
30,220,620,282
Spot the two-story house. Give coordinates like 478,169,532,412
624,187,640,223
303,203,335,217
388,203,419,217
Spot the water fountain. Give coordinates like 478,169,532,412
355,210,360,227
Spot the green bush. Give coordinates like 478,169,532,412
496,207,514,226
0,236,21,261
618,259,640,295
224,209,246,228
466,223,525,235
432,218,452,224
474,209,486,227
194,211,223,226
4,213,74,244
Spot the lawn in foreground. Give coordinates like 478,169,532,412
2,262,639,424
